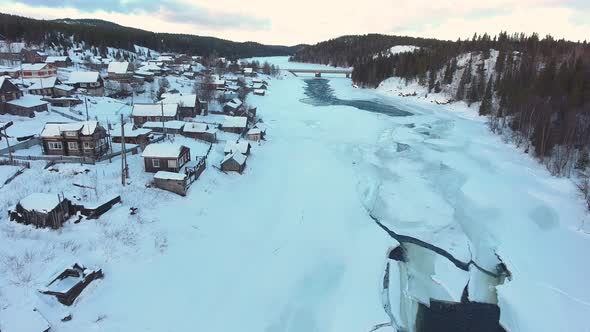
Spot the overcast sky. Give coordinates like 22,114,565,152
1,0,588,45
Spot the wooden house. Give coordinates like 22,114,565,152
142,143,191,173
220,116,248,134
182,122,217,143
45,56,72,67
107,61,133,82
67,71,104,96
9,193,72,229
21,49,47,63
221,152,247,173
253,89,265,96
132,103,179,127
40,263,104,305
0,76,21,103
40,121,109,158
21,63,56,78
110,123,152,147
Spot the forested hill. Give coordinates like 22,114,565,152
0,13,302,58
290,34,448,67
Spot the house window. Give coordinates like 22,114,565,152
23,72,32,76
48,142,62,150
168,159,177,168
154,117,160,122
152,159,160,168
83,142,92,149
68,142,78,150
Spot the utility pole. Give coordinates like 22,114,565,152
2,127,13,162
120,114,128,186
160,101,166,136
84,97,89,121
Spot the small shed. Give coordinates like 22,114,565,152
253,89,265,96
221,152,247,173
40,263,103,306
220,116,248,134
153,171,188,196
10,193,71,229
247,128,263,141
142,143,191,173
142,120,185,134
110,124,152,147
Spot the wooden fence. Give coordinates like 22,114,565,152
0,137,41,155
0,158,31,168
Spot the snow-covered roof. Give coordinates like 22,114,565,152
110,123,151,138
157,56,173,62
224,140,250,154
247,128,262,135
0,306,50,332
107,61,130,74
6,95,48,108
68,71,100,84
132,103,178,117
182,122,209,133
45,56,69,63
251,83,266,89
134,70,154,76
19,193,62,212
55,84,75,91
154,171,186,181
27,77,57,90
41,121,99,137
222,151,247,165
161,94,197,108
142,143,186,158
224,98,242,110
142,120,185,130
138,64,162,72
253,89,265,95
222,116,247,128
21,63,49,71
243,68,253,73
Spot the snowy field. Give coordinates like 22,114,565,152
1,57,589,331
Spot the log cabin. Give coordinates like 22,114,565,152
40,121,109,158
142,143,191,173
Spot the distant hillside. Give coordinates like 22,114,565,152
0,13,299,58
291,34,447,67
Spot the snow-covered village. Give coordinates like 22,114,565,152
0,3,590,332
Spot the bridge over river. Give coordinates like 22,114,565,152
283,68,353,78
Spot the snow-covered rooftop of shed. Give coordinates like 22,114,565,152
6,95,48,108
161,93,197,107
182,122,209,133
222,116,247,128
27,77,58,90
19,193,62,212
68,71,100,84
224,98,242,109
108,61,130,74
132,103,178,117
142,120,185,130
142,143,186,158
154,171,187,181
110,123,151,137
45,56,69,63
247,128,261,135
224,140,250,154
222,151,247,165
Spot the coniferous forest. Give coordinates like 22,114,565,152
0,13,302,58
294,33,590,197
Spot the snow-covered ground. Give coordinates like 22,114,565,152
1,56,589,332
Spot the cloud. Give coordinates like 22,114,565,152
4,0,270,30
